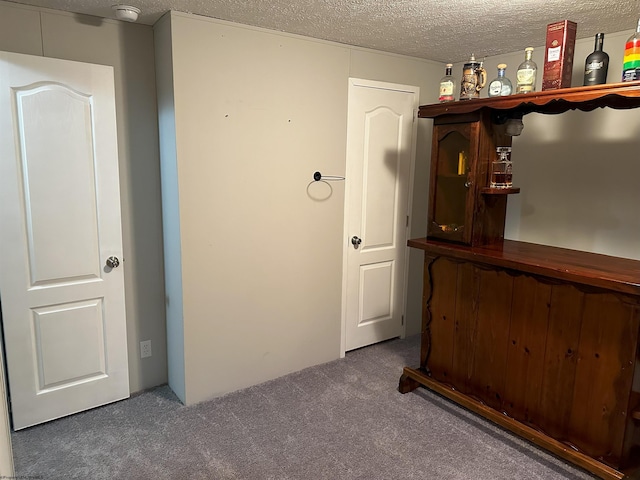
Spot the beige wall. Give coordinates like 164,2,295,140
455,31,640,261
0,1,168,394
154,14,186,401
155,11,439,404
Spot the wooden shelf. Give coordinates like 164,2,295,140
480,187,520,195
437,173,466,179
407,238,640,297
418,81,640,119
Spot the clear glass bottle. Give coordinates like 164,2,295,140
584,33,609,86
490,147,513,188
516,47,537,94
439,63,456,102
488,64,513,97
622,18,640,82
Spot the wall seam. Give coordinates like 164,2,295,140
38,11,44,56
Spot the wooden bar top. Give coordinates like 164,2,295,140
408,238,640,297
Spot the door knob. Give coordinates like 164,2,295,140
351,236,362,249
106,256,120,269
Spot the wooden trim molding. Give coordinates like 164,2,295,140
418,81,640,118
399,367,625,480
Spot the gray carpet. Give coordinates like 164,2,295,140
11,335,597,479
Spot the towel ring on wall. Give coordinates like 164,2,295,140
313,171,345,182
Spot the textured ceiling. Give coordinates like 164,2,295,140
7,0,640,62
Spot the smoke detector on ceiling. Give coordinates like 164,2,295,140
112,5,141,22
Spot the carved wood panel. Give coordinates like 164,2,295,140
422,255,640,469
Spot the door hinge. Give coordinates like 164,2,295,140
401,315,404,326
406,215,410,227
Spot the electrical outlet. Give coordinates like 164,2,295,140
140,340,152,359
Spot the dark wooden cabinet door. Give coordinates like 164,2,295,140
426,111,512,247
427,121,479,244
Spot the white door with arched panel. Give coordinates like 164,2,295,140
0,51,129,429
343,79,418,352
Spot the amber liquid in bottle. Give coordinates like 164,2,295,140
516,47,537,94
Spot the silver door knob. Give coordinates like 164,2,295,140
351,236,362,249
106,256,120,269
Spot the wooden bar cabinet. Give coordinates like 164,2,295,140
398,82,640,480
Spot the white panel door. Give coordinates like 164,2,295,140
343,79,418,352
0,51,129,429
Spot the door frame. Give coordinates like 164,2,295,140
340,77,419,357
0,334,14,478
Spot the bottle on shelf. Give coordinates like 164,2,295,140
439,63,456,102
490,147,513,188
622,18,640,82
584,33,609,85
488,64,513,97
516,47,537,94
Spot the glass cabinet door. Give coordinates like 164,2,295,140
428,123,474,243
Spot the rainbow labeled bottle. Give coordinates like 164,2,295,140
622,18,640,82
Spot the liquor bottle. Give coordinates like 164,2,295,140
488,64,513,97
584,33,609,85
516,47,537,94
622,18,640,82
490,147,513,188
439,63,456,102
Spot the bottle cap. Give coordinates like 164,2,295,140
446,63,453,67
525,47,534,52
497,63,507,69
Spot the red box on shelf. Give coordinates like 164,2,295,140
542,20,577,90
